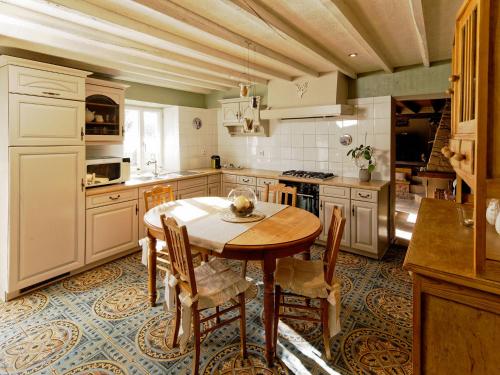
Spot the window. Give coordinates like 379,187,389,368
124,106,163,173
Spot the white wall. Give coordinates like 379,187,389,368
217,96,392,180
178,107,218,169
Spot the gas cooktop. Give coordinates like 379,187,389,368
280,170,336,180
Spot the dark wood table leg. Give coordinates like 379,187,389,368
262,255,277,367
147,231,157,307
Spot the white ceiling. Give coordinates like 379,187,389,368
0,0,462,93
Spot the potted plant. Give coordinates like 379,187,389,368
347,144,376,182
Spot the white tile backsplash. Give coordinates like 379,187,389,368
216,96,392,180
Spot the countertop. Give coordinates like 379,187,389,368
86,167,389,196
403,198,500,295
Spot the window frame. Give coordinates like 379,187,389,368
124,105,163,173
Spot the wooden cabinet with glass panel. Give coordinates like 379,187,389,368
85,78,128,143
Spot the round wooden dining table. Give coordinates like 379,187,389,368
143,198,322,366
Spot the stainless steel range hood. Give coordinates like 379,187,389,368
260,71,353,120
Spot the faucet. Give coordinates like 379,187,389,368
146,159,159,177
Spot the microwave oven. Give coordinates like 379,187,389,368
86,157,130,187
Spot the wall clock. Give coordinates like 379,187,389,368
192,117,202,129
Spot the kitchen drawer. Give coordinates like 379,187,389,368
86,188,138,208
223,174,237,183
9,94,84,146
459,139,475,175
320,185,350,198
208,174,221,184
237,175,256,185
351,188,378,203
177,185,208,199
178,176,208,190
8,66,85,101
257,177,278,187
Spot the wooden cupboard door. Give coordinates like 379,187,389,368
208,183,221,197
319,196,350,247
86,200,138,263
453,0,479,135
351,201,377,254
9,94,84,146
221,102,240,124
9,146,85,290
8,65,85,100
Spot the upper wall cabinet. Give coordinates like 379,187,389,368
219,96,268,136
85,78,128,143
8,65,86,101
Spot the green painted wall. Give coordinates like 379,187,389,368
112,79,206,108
348,60,451,99
205,84,268,108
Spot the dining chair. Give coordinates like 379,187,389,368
262,183,297,206
143,185,204,274
273,206,345,360
160,215,249,375
143,185,176,274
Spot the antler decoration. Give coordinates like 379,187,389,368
295,81,309,99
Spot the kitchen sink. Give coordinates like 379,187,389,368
130,170,202,181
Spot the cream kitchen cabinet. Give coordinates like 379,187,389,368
86,195,138,264
350,200,378,254
220,97,261,126
8,94,85,146
8,146,86,292
319,184,389,259
319,196,350,248
7,63,86,101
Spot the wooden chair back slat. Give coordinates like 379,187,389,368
144,185,175,211
324,207,346,285
160,215,197,296
263,183,297,206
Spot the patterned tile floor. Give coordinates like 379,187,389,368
0,245,412,374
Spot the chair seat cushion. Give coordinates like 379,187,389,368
194,259,250,309
275,257,330,299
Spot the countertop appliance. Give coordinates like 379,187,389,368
280,170,335,180
211,155,221,169
86,156,123,187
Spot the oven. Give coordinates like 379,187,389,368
279,180,319,216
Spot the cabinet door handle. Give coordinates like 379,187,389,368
352,206,355,216
81,178,85,192
320,201,323,210
452,153,465,161
42,91,60,96
242,178,250,182
448,74,459,82
446,88,454,95
136,204,138,215
109,194,121,200
80,127,84,141
358,193,370,198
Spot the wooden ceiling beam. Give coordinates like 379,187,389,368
4,0,271,85
229,0,357,79
0,13,228,92
320,0,393,73
134,0,320,77
408,0,430,67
